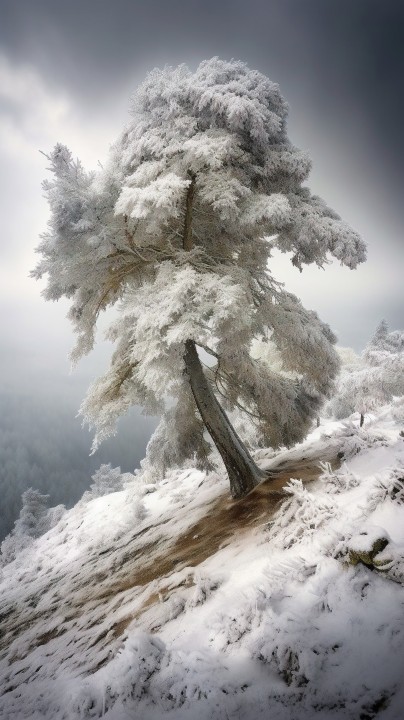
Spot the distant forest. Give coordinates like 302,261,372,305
0,393,157,540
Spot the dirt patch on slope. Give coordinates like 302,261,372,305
98,456,339,641
0,453,340,679
118,458,336,590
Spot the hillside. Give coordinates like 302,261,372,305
1,408,404,719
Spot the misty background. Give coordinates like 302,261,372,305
0,0,403,540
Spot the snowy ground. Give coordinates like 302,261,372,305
0,407,404,719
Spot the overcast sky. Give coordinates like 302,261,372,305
0,0,403,412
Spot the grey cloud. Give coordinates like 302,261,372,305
2,0,402,207
2,1,403,188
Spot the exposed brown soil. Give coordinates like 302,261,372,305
93,456,339,641
1,453,340,679
97,460,323,603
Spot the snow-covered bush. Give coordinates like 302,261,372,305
124,483,148,524
15,487,50,538
69,633,165,717
83,463,124,501
266,478,337,549
44,503,66,530
0,529,31,567
0,488,65,566
187,573,224,608
319,460,360,493
335,423,390,460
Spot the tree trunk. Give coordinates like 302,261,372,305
181,173,265,498
184,339,265,497
360,413,365,427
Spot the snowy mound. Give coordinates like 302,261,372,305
1,411,404,719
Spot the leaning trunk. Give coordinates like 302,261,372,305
184,339,265,497
181,173,264,497
360,413,365,427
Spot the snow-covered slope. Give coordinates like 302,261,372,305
1,411,404,719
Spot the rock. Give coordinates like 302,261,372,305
348,526,390,568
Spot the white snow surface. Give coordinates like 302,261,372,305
1,410,404,719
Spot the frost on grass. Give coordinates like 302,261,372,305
266,478,337,549
0,410,404,719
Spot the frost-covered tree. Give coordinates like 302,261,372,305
364,320,404,368
85,463,124,500
15,487,50,538
0,488,65,566
328,321,404,426
325,346,364,422
32,58,366,498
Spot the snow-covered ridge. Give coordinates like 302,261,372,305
1,412,403,719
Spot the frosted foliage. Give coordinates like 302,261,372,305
267,479,337,549
319,461,360,493
0,489,66,566
33,58,365,472
69,633,165,717
139,385,212,484
85,464,124,499
391,396,404,423
364,320,404,370
13,488,50,539
44,504,65,529
328,322,404,420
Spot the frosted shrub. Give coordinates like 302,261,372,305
0,489,66,566
187,573,223,608
319,461,360,493
338,425,389,460
366,467,404,512
268,479,336,549
0,531,31,567
87,464,124,499
70,633,165,717
44,503,66,530
130,494,147,524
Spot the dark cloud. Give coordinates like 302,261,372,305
2,1,403,195
285,1,404,204
2,1,403,96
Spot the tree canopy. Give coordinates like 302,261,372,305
32,58,366,496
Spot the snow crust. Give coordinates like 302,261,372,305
0,409,403,719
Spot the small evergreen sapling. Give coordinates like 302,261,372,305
87,464,124,499
0,488,65,566
32,58,366,497
14,487,50,539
